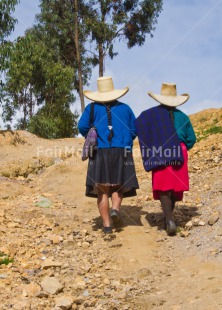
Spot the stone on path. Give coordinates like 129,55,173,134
180,231,190,238
42,259,63,269
23,283,41,297
55,296,74,309
185,221,193,229
41,276,64,295
35,196,52,208
36,291,49,298
208,212,219,226
198,220,206,226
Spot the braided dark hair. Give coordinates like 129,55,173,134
168,108,174,124
106,104,114,142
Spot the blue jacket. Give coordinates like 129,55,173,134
78,101,137,149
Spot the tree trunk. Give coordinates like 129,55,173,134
23,92,27,129
29,86,33,118
99,43,103,77
74,0,85,113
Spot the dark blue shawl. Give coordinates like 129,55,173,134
135,105,184,172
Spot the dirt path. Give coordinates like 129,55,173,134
33,152,222,310
0,130,222,309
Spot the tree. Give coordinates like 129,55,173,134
33,1,163,110
1,33,78,137
0,35,36,128
0,0,19,39
0,0,20,71
73,0,85,113
35,0,94,112
28,105,79,139
87,0,163,76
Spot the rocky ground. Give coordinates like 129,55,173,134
0,108,222,309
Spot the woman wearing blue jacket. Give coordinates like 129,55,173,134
78,76,139,234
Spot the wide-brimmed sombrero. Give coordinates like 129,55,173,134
83,76,129,103
148,83,190,107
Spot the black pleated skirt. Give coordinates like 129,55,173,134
85,148,139,198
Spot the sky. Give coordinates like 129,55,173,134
8,0,222,118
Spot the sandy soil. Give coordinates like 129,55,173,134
0,109,222,309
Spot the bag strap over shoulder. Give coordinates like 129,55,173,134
90,103,94,127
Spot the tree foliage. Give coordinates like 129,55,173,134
35,0,95,112
0,0,163,136
0,0,20,74
86,0,163,75
1,33,78,137
0,0,19,40
33,0,163,99
28,106,79,139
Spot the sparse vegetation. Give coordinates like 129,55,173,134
204,125,222,135
9,132,26,146
213,118,218,124
199,117,207,123
0,157,54,178
196,125,222,142
190,109,222,142
0,252,13,265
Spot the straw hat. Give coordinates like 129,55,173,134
148,83,190,107
83,76,129,103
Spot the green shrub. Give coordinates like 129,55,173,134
204,126,222,135
199,117,207,123
0,252,13,265
28,107,78,139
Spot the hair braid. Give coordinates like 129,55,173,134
168,108,175,124
106,105,114,142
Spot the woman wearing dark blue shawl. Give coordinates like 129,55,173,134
135,83,196,235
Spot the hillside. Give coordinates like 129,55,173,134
0,109,222,310
189,107,222,140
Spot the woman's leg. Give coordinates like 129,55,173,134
111,186,123,211
97,185,110,228
110,186,123,227
171,194,176,212
160,191,173,220
160,190,177,235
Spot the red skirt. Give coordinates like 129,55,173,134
152,143,189,201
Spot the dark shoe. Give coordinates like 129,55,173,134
102,226,113,234
166,219,177,236
111,209,122,227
